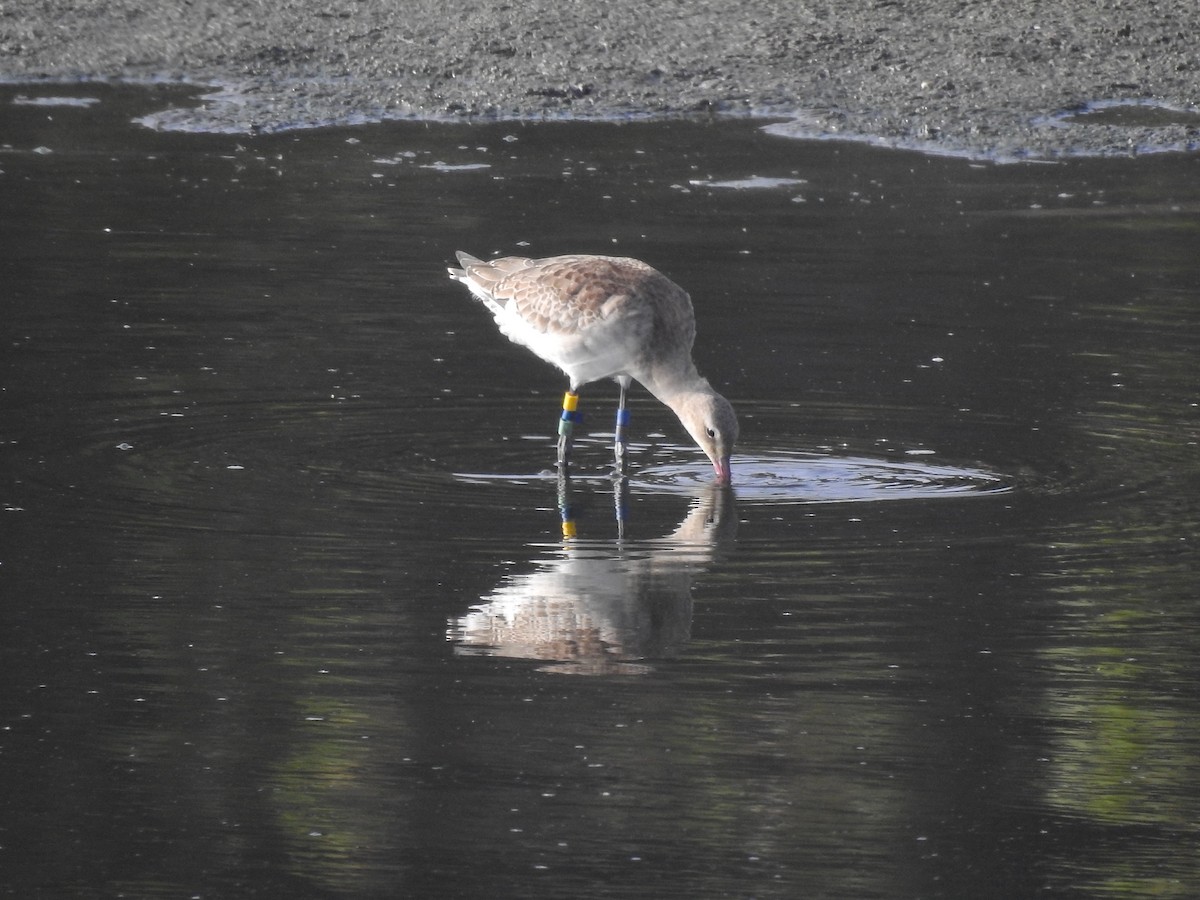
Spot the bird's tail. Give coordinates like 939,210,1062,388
448,250,514,316
446,250,483,285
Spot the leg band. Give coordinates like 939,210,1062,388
615,408,631,446
560,391,582,436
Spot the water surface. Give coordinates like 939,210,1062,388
2,84,1199,898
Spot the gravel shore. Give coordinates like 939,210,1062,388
4,0,1199,158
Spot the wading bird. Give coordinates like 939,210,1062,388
448,252,737,482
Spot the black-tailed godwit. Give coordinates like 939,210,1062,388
448,252,738,482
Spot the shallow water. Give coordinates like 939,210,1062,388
2,84,1199,898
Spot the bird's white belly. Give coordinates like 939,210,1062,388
497,309,642,386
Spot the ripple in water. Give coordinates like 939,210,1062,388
637,452,1012,503
459,449,1012,505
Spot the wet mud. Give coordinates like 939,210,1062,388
3,0,1199,158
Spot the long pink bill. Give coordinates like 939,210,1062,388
714,457,733,485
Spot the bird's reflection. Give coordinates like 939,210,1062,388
448,478,737,675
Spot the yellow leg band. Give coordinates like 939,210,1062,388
562,391,579,412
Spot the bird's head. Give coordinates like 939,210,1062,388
677,390,739,484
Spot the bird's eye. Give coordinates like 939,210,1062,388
706,428,716,438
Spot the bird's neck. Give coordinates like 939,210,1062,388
641,361,712,406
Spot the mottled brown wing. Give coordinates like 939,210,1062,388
485,255,692,343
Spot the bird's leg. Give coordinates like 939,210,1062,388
557,465,576,540
612,471,629,541
557,390,581,473
613,380,630,477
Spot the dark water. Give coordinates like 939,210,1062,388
3,84,1199,898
